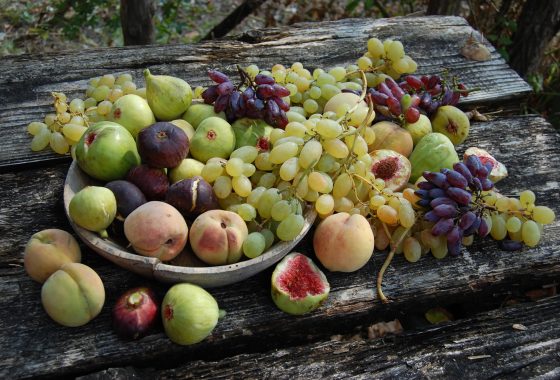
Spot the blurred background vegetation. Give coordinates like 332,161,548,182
0,0,558,126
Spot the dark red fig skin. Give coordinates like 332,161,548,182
105,180,147,218
126,164,169,200
165,176,219,220
112,287,158,340
137,122,189,169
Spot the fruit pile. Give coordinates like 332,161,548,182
24,36,556,340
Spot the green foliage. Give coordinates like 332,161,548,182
486,17,517,61
527,59,560,129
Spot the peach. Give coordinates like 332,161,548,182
313,212,374,272
41,263,105,327
24,229,81,283
189,209,248,265
124,201,188,261
369,121,414,157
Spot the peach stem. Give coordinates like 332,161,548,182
376,224,410,304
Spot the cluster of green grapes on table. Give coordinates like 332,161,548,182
26,73,145,155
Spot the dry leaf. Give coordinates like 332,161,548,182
468,355,492,360
425,307,454,324
512,324,528,331
461,35,491,61
367,319,403,339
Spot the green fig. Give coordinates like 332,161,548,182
431,105,470,146
403,114,432,145
182,103,226,129
231,118,273,149
69,186,117,238
109,94,155,138
190,117,236,163
144,69,192,121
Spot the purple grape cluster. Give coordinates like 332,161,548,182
360,74,469,124
201,69,290,128
415,155,494,256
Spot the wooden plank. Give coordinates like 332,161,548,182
0,16,531,169
79,295,560,379
1,114,558,379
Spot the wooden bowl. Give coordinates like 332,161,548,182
63,161,317,288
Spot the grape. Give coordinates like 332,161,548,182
490,213,507,240
257,188,282,219
521,220,541,247
299,139,322,169
432,218,454,236
57,112,71,124
232,175,252,197
247,187,266,207
279,157,299,181
255,152,274,171
315,194,335,214
69,98,85,114
284,122,307,138
308,171,333,194
500,240,524,251
92,85,111,102
433,204,458,218
276,214,305,241
97,100,113,116
446,187,471,205
506,216,522,233
532,206,555,224
243,232,266,259
30,129,51,151
403,237,422,262
271,200,292,221
237,203,256,221
269,142,299,164
27,122,47,136
214,176,232,199
231,146,258,163
519,190,536,206
49,131,70,154
98,74,115,87
377,205,398,225
316,119,342,139
83,97,97,109
201,161,224,183
257,172,277,188
398,203,416,228
62,123,87,142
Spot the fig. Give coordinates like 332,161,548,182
165,176,219,219
369,149,412,191
24,229,81,283
463,147,508,182
182,102,226,129
41,263,105,327
369,121,414,157
75,121,141,182
231,117,273,150
431,105,470,145
144,69,192,121
105,180,147,237
403,114,432,145
124,201,188,261
112,287,158,340
170,119,195,141
409,132,459,182
190,117,236,163
137,122,189,169
109,94,156,138
271,253,330,315
126,164,169,200
162,283,220,345
169,158,205,183
69,186,117,238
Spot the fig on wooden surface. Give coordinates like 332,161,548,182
271,253,330,315
112,287,158,340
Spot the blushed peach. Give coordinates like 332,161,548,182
189,210,248,265
124,201,188,261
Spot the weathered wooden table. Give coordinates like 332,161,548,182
1,16,559,379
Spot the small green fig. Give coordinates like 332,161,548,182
144,69,192,121
69,186,117,238
431,105,470,146
109,94,156,138
190,117,236,163
181,103,226,129
161,283,220,345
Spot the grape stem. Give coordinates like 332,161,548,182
377,224,410,304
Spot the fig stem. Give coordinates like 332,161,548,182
218,309,227,319
99,229,109,239
127,292,143,307
376,224,410,304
